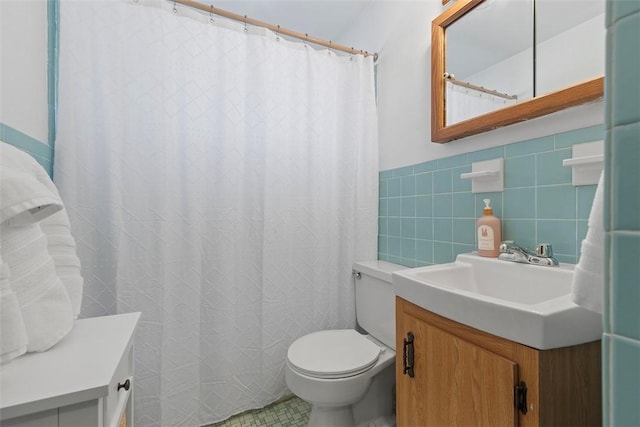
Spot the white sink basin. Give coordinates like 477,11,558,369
392,253,602,350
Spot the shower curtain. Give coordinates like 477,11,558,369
54,1,378,425
445,81,517,125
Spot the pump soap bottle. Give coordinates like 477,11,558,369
477,199,501,257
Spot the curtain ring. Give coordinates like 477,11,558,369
209,5,215,23
172,1,177,13
304,33,308,48
244,15,248,32
276,25,280,42
328,40,332,55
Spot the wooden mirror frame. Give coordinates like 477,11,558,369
431,0,604,143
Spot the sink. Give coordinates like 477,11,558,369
392,253,602,350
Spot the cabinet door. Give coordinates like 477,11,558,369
397,312,518,426
1,409,58,427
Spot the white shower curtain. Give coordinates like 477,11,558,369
54,1,378,425
445,81,517,125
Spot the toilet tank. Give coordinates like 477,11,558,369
353,261,407,350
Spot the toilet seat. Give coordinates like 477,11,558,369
287,329,382,379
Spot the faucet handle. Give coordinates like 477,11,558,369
536,243,554,258
499,241,516,253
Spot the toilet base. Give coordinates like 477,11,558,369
308,405,354,427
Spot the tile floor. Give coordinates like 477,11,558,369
206,396,311,427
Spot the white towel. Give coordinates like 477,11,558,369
40,210,84,318
1,222,74,352
571,172,605,314
0,142,77,353
0,143,63,225
0,258,28,364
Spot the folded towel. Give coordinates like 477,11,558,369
1,222,74,352
40,210,84,318
1,141,84,315
0,143,63,225
0,258,28,364
571,172,605,314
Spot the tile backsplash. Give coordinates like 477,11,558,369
378,124,604,267
604,2,640,425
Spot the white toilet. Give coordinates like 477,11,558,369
285,260,405,427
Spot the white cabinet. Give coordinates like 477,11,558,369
1,312,141,427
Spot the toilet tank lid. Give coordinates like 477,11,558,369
353,260,409,283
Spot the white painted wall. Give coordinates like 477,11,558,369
0,0,49,144
340,1,605,171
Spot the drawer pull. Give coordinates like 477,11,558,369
117,379,130,392
403,331,415,378
111,377,133,427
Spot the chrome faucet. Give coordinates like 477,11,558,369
498,241,559,267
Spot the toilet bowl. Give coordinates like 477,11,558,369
285,261,406,427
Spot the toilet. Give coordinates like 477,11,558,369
285,260,406,427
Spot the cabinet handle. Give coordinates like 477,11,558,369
515,381,528,414
403,331,415,378
117,378,130,392
111,377,133,427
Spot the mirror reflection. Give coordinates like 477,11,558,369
446,0,532,125
443,0,604,127
536,0,605,95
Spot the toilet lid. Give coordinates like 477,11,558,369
287,329,382,379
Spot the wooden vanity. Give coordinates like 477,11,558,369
0,312,140,427
395,297,601,426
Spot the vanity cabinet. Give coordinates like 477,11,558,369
395,297,601,426
0,312,141,427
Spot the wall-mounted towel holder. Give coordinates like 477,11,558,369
460,158,503,193
562,140,604,186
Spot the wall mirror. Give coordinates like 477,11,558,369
432,0,604,143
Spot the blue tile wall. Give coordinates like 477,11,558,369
378,124,604,267
604,1,640,425
0,123,54,176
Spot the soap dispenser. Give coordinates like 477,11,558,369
477,199,501,257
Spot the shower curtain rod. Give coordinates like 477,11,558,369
444,73,517,100
172,0,378,61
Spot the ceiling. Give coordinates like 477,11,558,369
211,1,374,44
